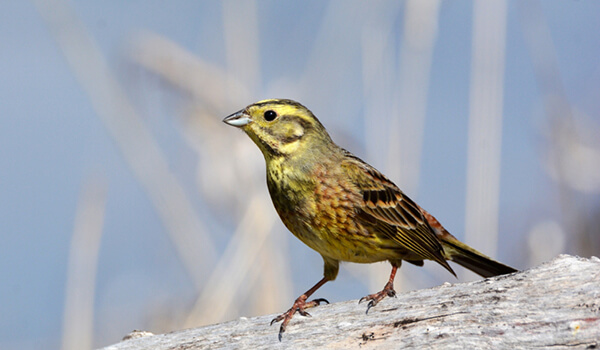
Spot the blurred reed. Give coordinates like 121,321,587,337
61,177,106,350
463,0,507,280
518,0,600,263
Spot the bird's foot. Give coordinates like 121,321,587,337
359,281,396,314
270,296,329,341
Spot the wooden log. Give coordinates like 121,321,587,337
100,255,600,349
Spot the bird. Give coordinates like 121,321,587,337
223,99,517,340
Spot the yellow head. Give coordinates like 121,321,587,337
223,99,332,160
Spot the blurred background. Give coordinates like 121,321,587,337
2,0,600,349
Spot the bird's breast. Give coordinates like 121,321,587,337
266,161,390,263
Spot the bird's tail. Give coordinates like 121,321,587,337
439,235,517,277
420,207,517,278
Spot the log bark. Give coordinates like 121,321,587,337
100,255,600,349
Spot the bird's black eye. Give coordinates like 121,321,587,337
264,110,277,121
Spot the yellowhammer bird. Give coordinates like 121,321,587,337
223,99,517,340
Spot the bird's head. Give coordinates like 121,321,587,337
223,99,332,160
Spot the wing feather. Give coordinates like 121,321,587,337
341,151,454,274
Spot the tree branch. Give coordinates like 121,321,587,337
100,255,600,349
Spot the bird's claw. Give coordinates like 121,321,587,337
298,309,311,317
271,308,294,341
270,297,328,341
366,300,375,314
359,282,396,314
270,314,284,326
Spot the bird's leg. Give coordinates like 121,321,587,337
270,277,330,341
359,265,398,314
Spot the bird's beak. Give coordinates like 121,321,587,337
223,110,251,127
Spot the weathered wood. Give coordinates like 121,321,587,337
100,255,600,349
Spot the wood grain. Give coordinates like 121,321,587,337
100,255,600,350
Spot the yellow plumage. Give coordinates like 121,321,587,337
223,99,517,340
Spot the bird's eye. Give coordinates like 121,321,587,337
264,110,277,121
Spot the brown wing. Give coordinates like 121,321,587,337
341,150,455,275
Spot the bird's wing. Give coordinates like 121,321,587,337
340,151,454,274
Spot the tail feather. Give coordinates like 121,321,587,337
419,207,517,278
441,237,517,278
